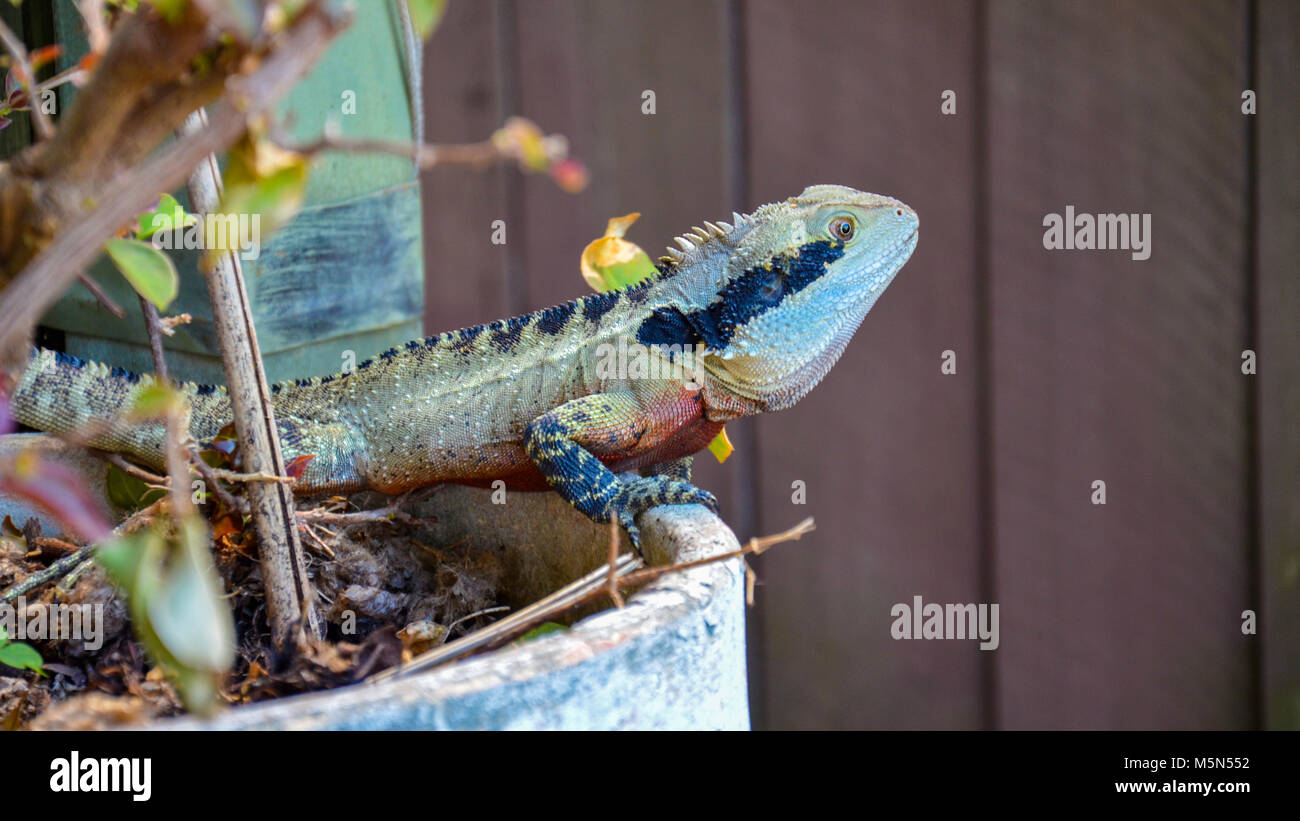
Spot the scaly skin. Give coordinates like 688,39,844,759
12,185,919,547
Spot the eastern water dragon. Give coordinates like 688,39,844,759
12,185,919,547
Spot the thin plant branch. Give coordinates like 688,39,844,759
181,104,322,649
137,295,170,383
193,464,293,484
274,120,519,171
0,16,55,140
78,274,126,318
96,450,166,485
294,501,430,529
73,0,109,56
186,449,247,515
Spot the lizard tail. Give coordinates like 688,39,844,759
9,348,233,471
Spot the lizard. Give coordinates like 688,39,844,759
10,184,919,548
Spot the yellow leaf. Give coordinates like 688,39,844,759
580,211,737,466
603,213,640,239
706,428,734,464
580,213,658,292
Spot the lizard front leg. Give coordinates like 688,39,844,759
645,456,693,483
522,393,717,552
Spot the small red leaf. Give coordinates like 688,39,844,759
549,158,589,193
284,454,315,481
212,513,242,540
29,45,63,72
75,52,100,80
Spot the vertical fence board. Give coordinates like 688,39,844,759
987,0,1252,728
421,0,511,334
1257,0,1300,731
745,0,985,729
509,0,731,309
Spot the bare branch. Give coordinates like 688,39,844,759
95,450,166,485
186,450,247,515
138,296,170,383
78,274,126,318
0,2,350,370
286,133,503,169
0,16,55,140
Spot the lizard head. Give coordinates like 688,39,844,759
638,184,918,414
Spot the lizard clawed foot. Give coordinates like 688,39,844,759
608,475,719,558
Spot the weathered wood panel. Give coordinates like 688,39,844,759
745,0,986,729
1257,0,1300,731
421,0,512,335
986,0,1253,728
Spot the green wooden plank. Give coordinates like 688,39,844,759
47,181,423,383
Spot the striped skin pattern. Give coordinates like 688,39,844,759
12,185,918,549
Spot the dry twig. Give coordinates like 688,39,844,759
0,497,166,603
371,517,816,682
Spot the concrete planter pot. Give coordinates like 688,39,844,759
0,434,750,730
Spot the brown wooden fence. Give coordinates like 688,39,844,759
418,0,1297,729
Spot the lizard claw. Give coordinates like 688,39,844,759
608,476,719,558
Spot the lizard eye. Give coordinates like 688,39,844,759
829,216,856,242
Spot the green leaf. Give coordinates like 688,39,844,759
0,639,43,673
96,527,165,606
105,463,166,511
218,162,308,249
105,238,179,310
407,0,448,39
517,622,567,643
147,516,235,673
138,193,196,240
148,0,185,23
130,382,181,419
96,520,233,714
597,256,658,291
